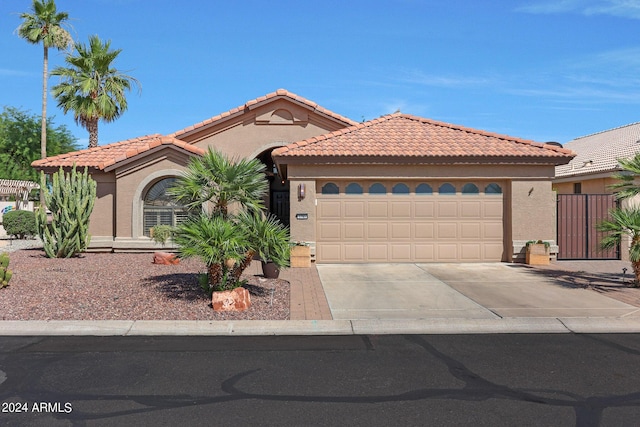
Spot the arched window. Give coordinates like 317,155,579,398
485,183,503,194
438,183,456,195
321,182,339,194
143,178,186,236
392,183,410,195
416,183,433,195
369,183,387,194
462,183,479,194
345,183,363,194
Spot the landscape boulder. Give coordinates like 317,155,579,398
212,287,251,311
153,251,180,265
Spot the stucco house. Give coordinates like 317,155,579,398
32,89,574,263
553,122,640,260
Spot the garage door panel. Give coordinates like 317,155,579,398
415,201,435,218
344,222,365,239
344,244,365,261
367,244,388,261
460,222,481,239
437,222,458,239
391,222,411,239
461,201,482,218
319,201,341,218
317,188,504,263
391,202,411,218
317,243,341,262
318,222,341,240
367,201,388,218
344,201,365,218
367,222,388,239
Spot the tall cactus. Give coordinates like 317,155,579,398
0,253,12,288
36,166,97,258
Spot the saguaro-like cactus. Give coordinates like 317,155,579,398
36,166,97,258
0,253,12,288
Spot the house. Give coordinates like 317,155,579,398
32,89,574,262
553,122,640,260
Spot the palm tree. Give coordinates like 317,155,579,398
51,35,140,148
609,153,640,200
597,207,640,286
17,0,73,160
169,148,268,217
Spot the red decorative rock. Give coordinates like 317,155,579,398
212,287,251,311
153,252,180,265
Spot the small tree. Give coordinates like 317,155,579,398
36,166,96,258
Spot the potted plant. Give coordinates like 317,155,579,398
240,212,290,278
290,241,311,268
525,240,550,265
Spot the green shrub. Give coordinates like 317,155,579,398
0,253,12,288
2,210,37,239
151,225,174,246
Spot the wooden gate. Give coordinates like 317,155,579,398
556,194,619,260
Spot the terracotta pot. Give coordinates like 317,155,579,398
261,261,280,279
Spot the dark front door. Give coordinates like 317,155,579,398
271,190,290,226
557,194,619,260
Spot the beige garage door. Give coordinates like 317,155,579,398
316,182,504,263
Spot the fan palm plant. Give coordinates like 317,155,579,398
17,0,73,160
168,148,268,217
173,213,249,293
597,207,640,286
51,35,140,148
608,154,640,200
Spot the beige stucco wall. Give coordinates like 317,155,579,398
554,176,617,194
88,172,116,246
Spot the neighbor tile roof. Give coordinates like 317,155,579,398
272,113,574,162
170,88,357,138
555,122,640,178
31,134,205,171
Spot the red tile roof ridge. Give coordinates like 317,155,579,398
169,89,357,138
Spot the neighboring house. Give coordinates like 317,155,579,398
32,89,574,263
553,122,640,260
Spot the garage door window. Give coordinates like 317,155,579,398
345,183,363,194
321,183,339,194
369,183,387,194
462,183,479,194
438,183,456,195
416,183,433,195
392,183,410,195
485,183,502,194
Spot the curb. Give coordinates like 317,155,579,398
0,318,639,336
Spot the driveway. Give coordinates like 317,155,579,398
316,263,640,320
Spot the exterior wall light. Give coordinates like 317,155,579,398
298,183,306,201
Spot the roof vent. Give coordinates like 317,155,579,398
545,141,563,148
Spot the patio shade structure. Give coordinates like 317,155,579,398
0,179,40,210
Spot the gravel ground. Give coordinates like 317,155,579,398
0,240,290,320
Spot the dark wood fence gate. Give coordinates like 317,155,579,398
557,194,619,260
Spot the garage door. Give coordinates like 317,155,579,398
316,181,504,263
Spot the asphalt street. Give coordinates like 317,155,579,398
1,334,639,426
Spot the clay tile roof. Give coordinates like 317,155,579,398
31,134,205,171
272,113,575,163
169,88,357,138
555,122,640,178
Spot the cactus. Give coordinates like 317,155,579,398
0,253,12,288
36,166,97,258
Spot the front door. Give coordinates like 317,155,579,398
271,190,290,226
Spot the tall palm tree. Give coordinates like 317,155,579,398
17,0,72,159
51,35,140,148
597,207,640,286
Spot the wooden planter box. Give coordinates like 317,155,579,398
290,245,311,268
526,243,550,265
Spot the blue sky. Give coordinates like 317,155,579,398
1,0,639,148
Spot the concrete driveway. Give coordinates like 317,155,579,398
316,263,640,320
